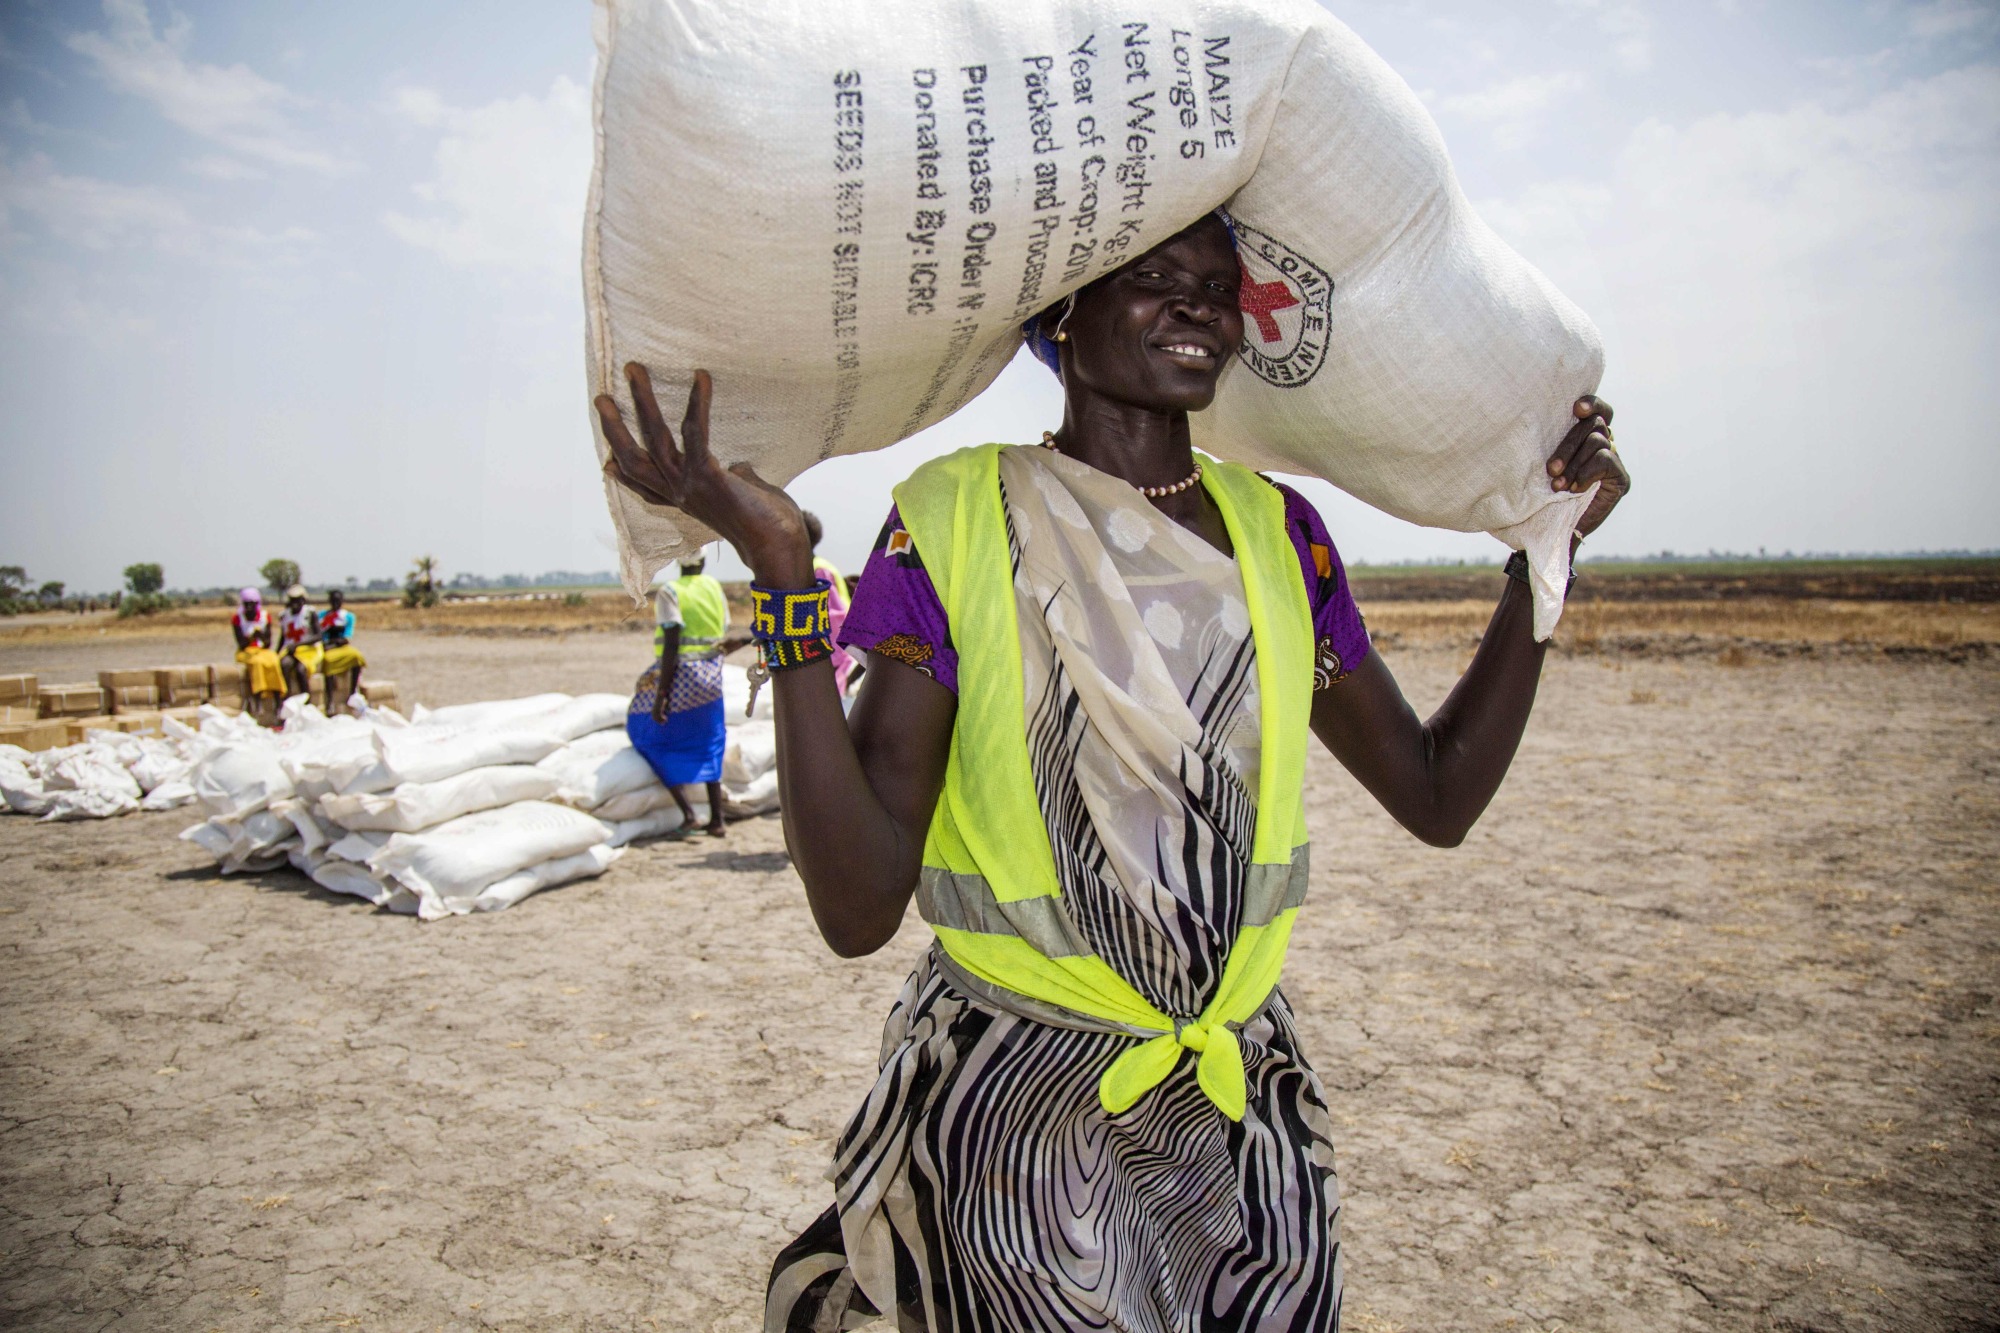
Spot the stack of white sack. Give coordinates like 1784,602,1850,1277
587,0,1608,638
176,671,782,920
0,725,203,821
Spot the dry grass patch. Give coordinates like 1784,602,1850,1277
1364,597,2000,657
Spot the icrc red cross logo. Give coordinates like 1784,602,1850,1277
1232,222,1334,389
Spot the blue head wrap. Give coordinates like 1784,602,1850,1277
1021,209,1239,376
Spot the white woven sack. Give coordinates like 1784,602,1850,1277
471,844,625,915
536,735,659,809
599,806,688,847
327,725,569,797
191,743,293,820
722,768,780,819
411,693,572,728
587,0,1603,636
591,782,678,823
723,720,776,786
368,801,613,917
288,845,395,906
320,764,562,833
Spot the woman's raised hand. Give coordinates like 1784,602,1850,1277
1547,395,1628,539
595,364,814,584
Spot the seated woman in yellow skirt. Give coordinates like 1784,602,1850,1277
230,588,285,726
276,584,321,698
316,589,366,715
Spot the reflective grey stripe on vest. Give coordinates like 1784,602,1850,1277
918,845,1309,953
1243,844,1312,926
919,868,1096,957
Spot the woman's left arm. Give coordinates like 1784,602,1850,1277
1310,396,1627,846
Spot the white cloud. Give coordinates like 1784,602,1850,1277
65,0,343,174
184,154,265,181
0,151,201,251
1557,0,1654,72
1904,0,2000,43
381,77,590,278
1484,63,1999,292
1440,72,1588,148
1477,63,2000,550
1,151,315,256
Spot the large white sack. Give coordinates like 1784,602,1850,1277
326,725,569,797
721,767,780,818
181,810,298,872
281,725,389,804
35,748,143,820
723,719,776,786
418,843,626,919
588,0,1601,635
319,765,562,833
289,845,395,906
368,801,613,915
327,829,392,863
1,750,53,816
140,780,196,812
474,845,623,913
591,781,679,823
599,806,690,848
411,693,572,729
536,735,660,809
540,694,633,741
191,742,294,820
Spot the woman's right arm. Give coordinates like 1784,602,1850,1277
596,365,954,956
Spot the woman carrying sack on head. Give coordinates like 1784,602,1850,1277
598,213,1627,1332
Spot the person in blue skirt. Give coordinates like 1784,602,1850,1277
626,551,731,837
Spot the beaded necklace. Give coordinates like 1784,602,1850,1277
1040,431,1203,498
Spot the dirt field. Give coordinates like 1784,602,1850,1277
2,623,1996,1332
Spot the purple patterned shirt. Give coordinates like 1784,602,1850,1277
838,480,1370,693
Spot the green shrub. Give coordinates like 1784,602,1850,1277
117,592,174,618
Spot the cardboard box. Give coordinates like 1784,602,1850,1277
66,716,122,744
116,710,165,735
0,673,37,705
161,706,202,728
97,670,157,714
361,680,402,711
154,666,211,707
38,684,107,718
0,705,39,725
208,664,246,702
0,720,72,753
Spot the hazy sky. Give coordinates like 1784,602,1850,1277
1,0,1995,592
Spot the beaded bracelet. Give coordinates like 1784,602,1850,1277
749,578,832,641
742,579,835,714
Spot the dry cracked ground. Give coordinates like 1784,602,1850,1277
2,630,1996,1332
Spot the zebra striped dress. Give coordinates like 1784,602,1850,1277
770,448,1368,1332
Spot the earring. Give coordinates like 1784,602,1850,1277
1052,329,1068,343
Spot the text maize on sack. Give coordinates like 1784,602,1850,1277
586,0,1606,636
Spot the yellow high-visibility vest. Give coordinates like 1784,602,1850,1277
893,444,1313,1121
671,572,729,646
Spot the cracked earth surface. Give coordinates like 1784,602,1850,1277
1,632,1995,1331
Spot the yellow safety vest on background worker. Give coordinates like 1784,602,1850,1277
672,572,729,649
893,443,1314,1121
